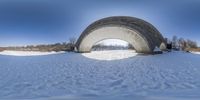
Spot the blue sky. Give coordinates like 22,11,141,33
0,0,200,46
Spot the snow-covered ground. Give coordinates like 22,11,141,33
0,50,65,56
0,50,200,100
82,50,138,60
191,51,200,55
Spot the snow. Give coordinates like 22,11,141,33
95,39,128,46
0,50,65,56
82,50,138,60
153,46,161,52
0,50,200,100
191,52,200,55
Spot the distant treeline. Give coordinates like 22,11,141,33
0,47,5,52
0,36,199,52
92,44,134,51
165,35,199,51
0,38,76,52
2,43,74,52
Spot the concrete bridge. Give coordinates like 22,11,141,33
76,16,166,54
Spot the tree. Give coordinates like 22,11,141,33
68,37,77,51
69,37,76,45
172,35,178,49
178,38,186,50
186,39,197,49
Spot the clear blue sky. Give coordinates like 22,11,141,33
0,0,200,46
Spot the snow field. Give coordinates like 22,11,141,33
0,51,200,100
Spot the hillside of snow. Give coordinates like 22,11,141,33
0,50,200,100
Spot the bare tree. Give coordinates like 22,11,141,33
172,35,178,49
186,39,197,49
178,38,186,50
69,37,77,45
68,37,77,51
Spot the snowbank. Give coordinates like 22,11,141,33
192,52,200,55
0,50,65,56
82,50,138,60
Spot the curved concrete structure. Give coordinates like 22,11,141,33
76,16,166,53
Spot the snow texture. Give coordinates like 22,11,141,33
82,50,138,60
0,50,200,100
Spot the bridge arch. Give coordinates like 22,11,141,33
76,16,166,54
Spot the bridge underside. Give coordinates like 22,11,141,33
76,16,166,54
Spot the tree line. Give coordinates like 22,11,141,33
165,35,198,51
92,43,134,51
0,36,199,52
0,37,77,52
